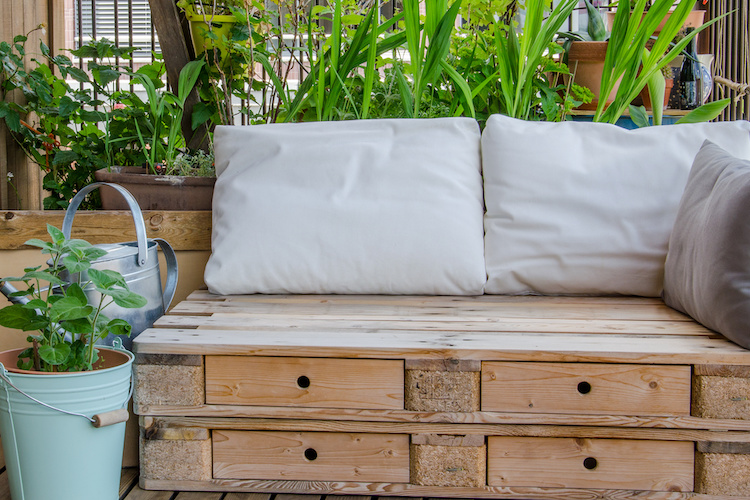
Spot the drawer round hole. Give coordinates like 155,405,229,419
577,381,592,394
583,457,598,470
304,448,318,461
297,375,311,389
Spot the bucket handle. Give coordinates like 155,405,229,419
154,238,179,310
0,339,132,428
63,182,149,267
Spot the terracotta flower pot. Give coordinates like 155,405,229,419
94,166,215,210
566,41,620,111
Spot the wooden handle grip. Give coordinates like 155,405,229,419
92,408,130,428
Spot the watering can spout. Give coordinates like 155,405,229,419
0,281,29,306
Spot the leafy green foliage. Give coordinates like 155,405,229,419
0,225,146,372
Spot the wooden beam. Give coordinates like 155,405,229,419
147,0,210,151
0,210,211,250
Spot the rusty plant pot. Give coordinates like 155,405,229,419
94,166,215,210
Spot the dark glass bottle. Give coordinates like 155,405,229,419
678,29,702,110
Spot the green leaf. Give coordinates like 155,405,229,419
107,288,148,309
628,105,651,128
50,296,94,322
38,343,71,366
0,304,38,329
47,224,65,245
65,282,89,306
62,254,91,275
676,98,731,124
106,318,132,337
88,268,126,290
23,239,54,252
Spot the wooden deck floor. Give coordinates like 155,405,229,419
0,466,442,500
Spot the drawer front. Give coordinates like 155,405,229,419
481,362,691,416
213,431,410,482
205,356,404,409
487,437,694,491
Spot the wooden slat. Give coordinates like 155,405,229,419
487,437,694,491
158,314,710,336
224,494,274,500
145,415,750,440
137,403,750,432
141,477,711,499
213,430,410,482
173,491,224,499
481,362,692,416
133,327,750,365
186,289,668,306
122,484,174,499
120,467,140,496
170,298,692,322
205,356,404,409
0,211,211,250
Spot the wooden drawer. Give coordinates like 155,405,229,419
481,362,691,416
487,436,694,491
205,356,404,409
213,431,410,482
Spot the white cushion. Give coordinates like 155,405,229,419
205,118,486,295
482,114,750,296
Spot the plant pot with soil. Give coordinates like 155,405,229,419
0,224,147,500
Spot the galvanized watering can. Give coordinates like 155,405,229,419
61,182,178,349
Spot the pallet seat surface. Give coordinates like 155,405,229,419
133,292,750,499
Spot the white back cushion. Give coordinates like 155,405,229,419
482,114,750,296
205,118,487,295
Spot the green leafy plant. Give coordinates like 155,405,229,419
0,225,147,372
131,59,206,174
597,0,728,124
489,0,585,120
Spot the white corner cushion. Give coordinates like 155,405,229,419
482,114,750,296
205,118,486,295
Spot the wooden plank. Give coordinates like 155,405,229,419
141,477,710,499
173,492,224,499
213,430,410,482
123,484,175,499
275,495,322,500
405,359,481,371
205,356,404,409
120,467,140,496
169,299,692,322
411,434,485,447
158,314,711,336
697,441,750,454
135,353,203,366
137,403,750,432
147,415,750,440
481,362,692,417
487,437,694,491
694,364,750,377
186,289,668,306
0,211,211,250
224,494,274,500
133,327,750,366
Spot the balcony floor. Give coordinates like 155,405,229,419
0,466,435,500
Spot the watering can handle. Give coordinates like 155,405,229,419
154,238,178,310
63,182,149,267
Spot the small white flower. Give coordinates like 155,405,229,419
6,172,14,180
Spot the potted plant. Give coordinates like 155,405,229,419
94,59,217,210
177,0,245,64
0,224,147,500
558,0,614,111
594,0,727,125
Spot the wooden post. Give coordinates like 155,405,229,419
0,0,52,210
147,0,210,151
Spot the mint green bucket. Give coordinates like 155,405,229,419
0,346,133,500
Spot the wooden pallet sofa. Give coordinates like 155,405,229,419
133,115,750,499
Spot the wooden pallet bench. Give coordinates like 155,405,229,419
133,291,750,499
